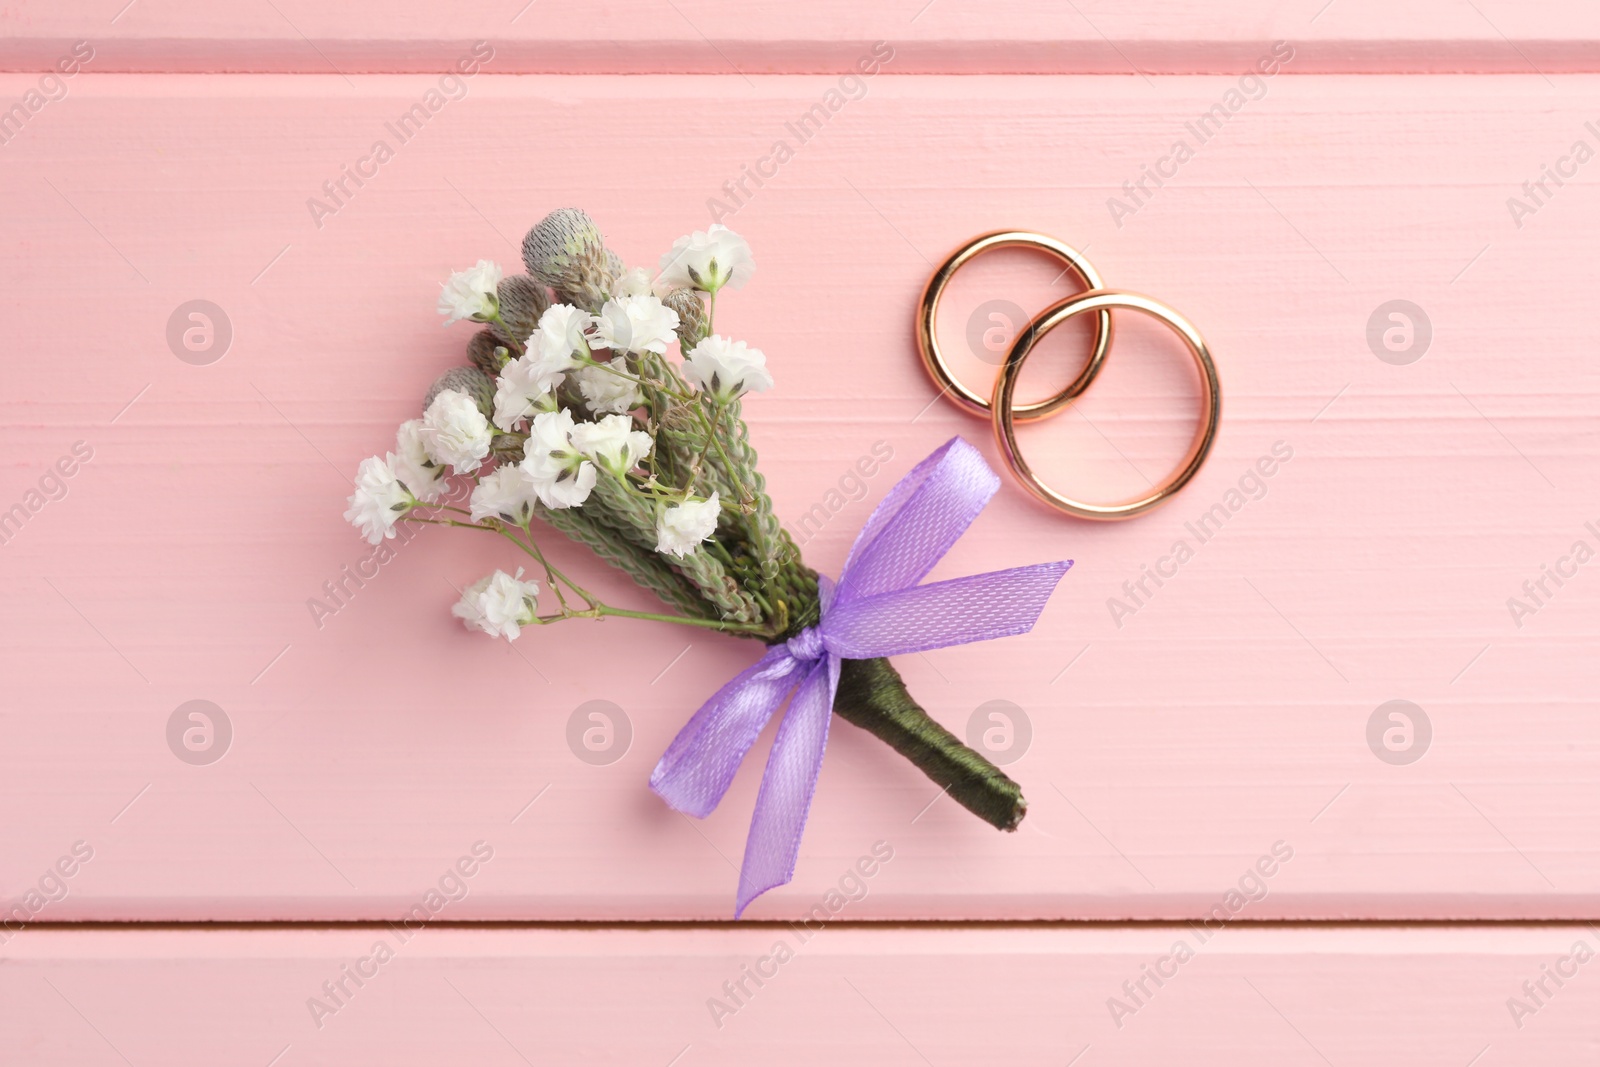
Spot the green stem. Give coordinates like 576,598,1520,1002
514,520,574,611
694,401,754,511
406,516,496,533
596,605,769,634
487,312,525,356
495,524,595,607
584,353,692,402
623,474,687,502
832,656,1027,832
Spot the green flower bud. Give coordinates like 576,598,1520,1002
521,208,619,313
662,288,709,350
491,274,551,346
467,330,511,376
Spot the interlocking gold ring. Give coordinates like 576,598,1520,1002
991,290,1221,521
916,231,1113,421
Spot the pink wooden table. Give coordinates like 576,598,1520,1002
2,2,1598,1062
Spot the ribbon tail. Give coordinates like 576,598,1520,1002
821,560,1073,659
734,655,841,918
650,646,802,818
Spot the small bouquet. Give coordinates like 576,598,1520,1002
345,209,1070,914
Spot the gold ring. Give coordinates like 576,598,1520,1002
991,289,1220,521
917,230,1113,421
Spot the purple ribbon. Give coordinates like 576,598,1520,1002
649,437,1072,916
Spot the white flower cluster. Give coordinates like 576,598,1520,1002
682,335,773,402
452,568,541,641
345,223,775,642
658,224,755,293
436,259,502,325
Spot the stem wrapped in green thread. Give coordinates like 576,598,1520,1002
833,656,1026,831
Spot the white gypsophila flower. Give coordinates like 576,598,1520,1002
681,334,775,401
610,266,655,299
591,295,679,356
523,408,583,472
450,575,492,633
530,303,594,369
469,465,539,526
393,419,449,503
493,351,564,431
344,453,413,545
437,259,503,325
451,567,540,641
521,408,597,509
576,357,643,415
422,388,494,473
570,413,653,475
656,492,721,558
657,224,755,294
525,452,597,509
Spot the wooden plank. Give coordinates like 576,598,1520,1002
3,1,1600,74
1,72,1597,921
3,923,1598,1063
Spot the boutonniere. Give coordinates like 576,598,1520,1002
345,209,1070,915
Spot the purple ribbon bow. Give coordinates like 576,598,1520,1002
649,437,1072,916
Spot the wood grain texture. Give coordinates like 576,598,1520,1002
4,923,1599,1064
1,71,1597,921
4,1,1600,74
